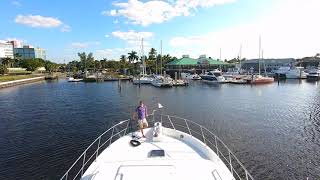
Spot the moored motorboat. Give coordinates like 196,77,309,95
306,65,320,81
60,110,254,180
173,79,188,86
133,74,154,84
200,69,225,83
274,66,307,79
68,77,82,82
151,76,173,87
181,73,201,80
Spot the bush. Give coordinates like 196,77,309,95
0,65,8,75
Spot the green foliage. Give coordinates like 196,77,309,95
19,58,44,71
148,48,157,61
0,64,8,75
1,57,13,68
127,51,139,63
44,60,59,73
78,52,94,70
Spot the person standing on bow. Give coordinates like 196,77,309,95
134,101,148,138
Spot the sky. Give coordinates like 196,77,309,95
1,0,320,63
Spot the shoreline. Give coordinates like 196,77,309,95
0,76,45,89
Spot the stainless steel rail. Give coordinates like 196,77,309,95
60,111,254,180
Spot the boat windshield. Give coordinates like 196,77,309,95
214,73,222,77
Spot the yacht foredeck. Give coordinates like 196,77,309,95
82,128,233,180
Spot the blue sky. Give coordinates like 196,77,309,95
1,0,319,63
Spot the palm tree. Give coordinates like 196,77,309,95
120,55,127,63
127,51,139,63
148,48,157,61
14,53,22,67
1,57,12,68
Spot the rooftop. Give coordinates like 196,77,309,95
167,55,229,66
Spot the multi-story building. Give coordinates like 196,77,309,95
14,45,46,60
240,58,296,72
0,41,14,59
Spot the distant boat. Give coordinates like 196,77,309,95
133,74,154,84
250,75,274,84
132,38,154,85
200,69,226,83
274,66,307,79
306,65,320,81
181,72,201,80
67,77,82,82
249,35,274,84
151,75,173,87
173,79,188,86
229,76,247,84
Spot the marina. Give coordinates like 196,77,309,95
0,79,319,179
1,0,320,179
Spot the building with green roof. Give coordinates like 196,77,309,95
166,55,233,72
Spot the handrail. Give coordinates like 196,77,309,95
60,111,254,180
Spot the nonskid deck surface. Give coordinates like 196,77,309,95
82,128,234,180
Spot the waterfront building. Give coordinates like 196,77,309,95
14,45,46,60
0,40,14,59
240,58,296,72
166,55,231,74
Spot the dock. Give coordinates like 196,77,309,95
0,76,45,89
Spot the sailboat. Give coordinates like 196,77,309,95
250,36,274,84
133,38,153,84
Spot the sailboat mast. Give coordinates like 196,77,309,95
239,44,242,72
141,38,146,75
160,40,162,76
262,50,267,76
258,36,261,75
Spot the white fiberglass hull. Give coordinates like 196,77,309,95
133,78,152,84
82,127,235,180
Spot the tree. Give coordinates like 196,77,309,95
19,58,44,71
1,57,13,68
120,55,127,63
78,52,94,70
148,48,157,61
127,51,139,63
0,64,8,75
44,60,59,73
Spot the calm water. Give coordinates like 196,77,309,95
0,80,319,179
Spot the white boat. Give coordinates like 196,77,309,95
60,110,254,180
274,66,307,79
151,76,173,87
181,73,201,80
306,65,320,81
223,69,240,79
173,79,188,86
200,69,226,83
67,77,82,82
133,74,154,84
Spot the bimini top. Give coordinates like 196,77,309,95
60,112,254,180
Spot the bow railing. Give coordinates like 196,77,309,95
60,110,254,180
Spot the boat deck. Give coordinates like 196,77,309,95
82,128,234,180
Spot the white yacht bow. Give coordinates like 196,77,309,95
60,111,254,180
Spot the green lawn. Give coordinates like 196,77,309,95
0,75,40,82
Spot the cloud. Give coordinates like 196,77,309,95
105,35,110,38
12,1,22,7
61,25,71,32
70,41,100,49
111,30,153,41
113,19,119,24
102,0,236,26
169,0,320,59
15,14,63,28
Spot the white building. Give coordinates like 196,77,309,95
0,41,14,59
